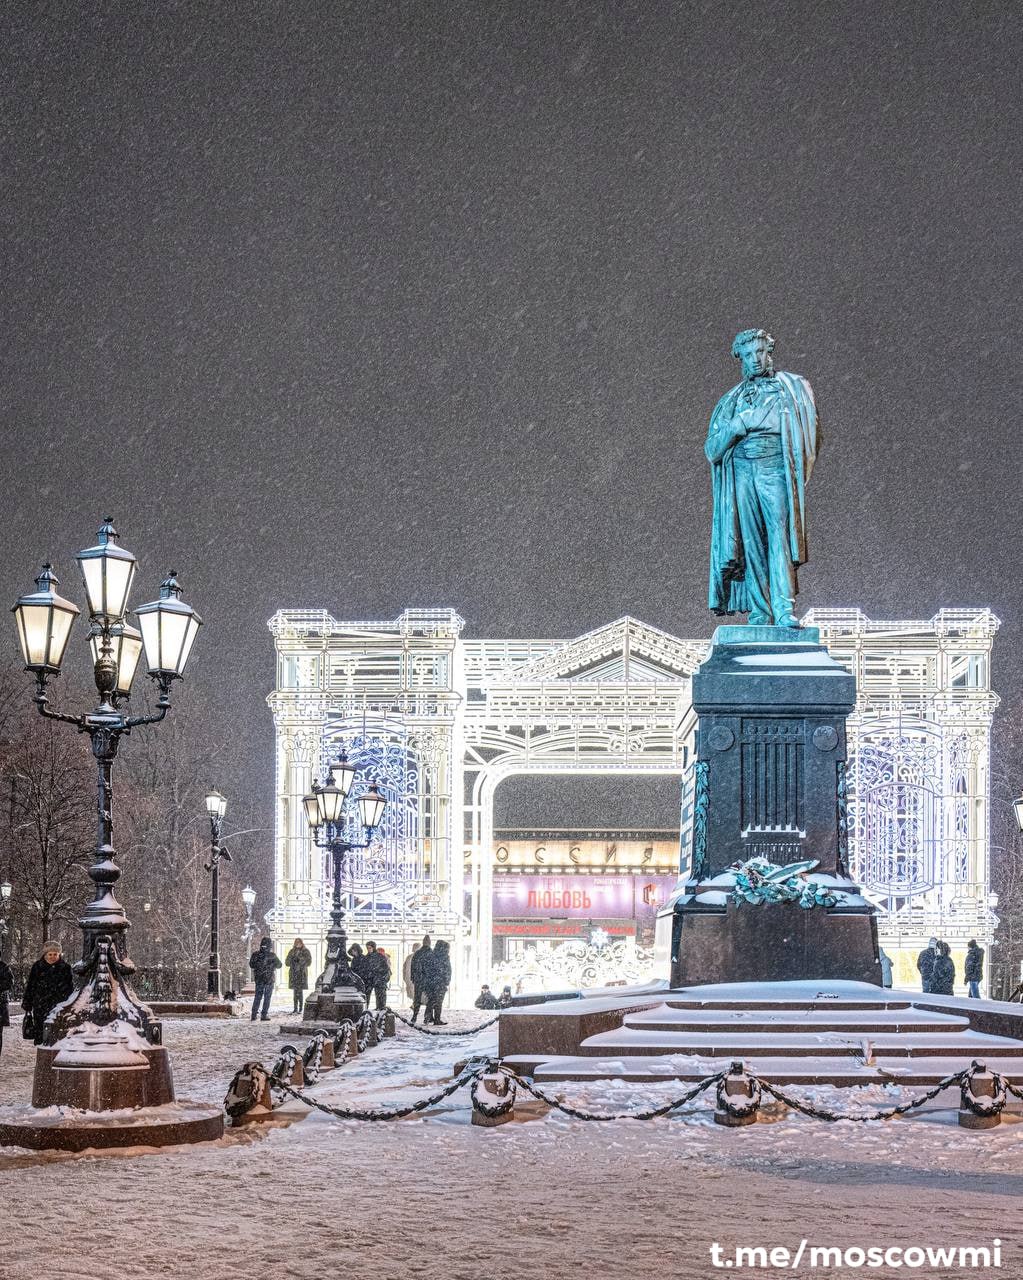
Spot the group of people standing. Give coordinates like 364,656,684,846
347,941,392,1010
917,937,985,998
249,934,442,1020
403,936,452,1025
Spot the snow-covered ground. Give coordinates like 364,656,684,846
1,1008,1021,1279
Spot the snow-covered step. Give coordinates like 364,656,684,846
623,1003,969,1036
578,1028,1023,1059
664,997,910,1012
502,1052,1023,1088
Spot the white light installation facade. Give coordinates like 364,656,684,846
268,607,999,998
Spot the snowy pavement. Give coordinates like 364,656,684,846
1,1009,1022,1279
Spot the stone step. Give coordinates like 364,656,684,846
578,1028,1023,1059
501,1052,1023,1089
623,1004,969,1036
663,999,910,1012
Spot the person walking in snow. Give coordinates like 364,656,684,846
364,940,391,1010
964,939,984,999
930,940,955,996
422,938,452,1025
249,936,282,1021
0,956,14,1056
22,941,74,1044
409,935,432,1022
284,937,313,1014
498,985,514,1008
916,937,938,993
878,947,893,988
403,942,421,1002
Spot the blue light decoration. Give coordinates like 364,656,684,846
316,731,423,919
848,725,942,911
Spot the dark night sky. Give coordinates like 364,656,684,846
2,3,1021,885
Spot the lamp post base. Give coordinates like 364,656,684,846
303,985,365,1023
0,1101,224,1151
32,1039,175,1110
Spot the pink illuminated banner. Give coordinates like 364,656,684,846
492,874,677,921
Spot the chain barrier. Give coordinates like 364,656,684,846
271,1058,494,1122
505,1067,730,1121
269,1044,300,1088
756,1064,984,1123
332,1020,354,1062
390,1008,501,1037
226,1015,1010,1128
302,1031,326,1082
717,1072,763,1120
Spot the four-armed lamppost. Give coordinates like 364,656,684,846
11,518,201,1061
203,789,231,1000
302,751,385,1021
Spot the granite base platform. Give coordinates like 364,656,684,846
498,981,1023,1088
0,1102,224,1151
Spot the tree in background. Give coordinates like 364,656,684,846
0,665,94,957
0,664,267,996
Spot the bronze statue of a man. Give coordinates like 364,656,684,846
705,329,820,627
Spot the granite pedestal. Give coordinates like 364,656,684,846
658,624,881,987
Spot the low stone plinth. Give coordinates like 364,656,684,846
0,1102,224,1152
33,1044,175,1109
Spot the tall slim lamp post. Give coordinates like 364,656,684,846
240,884,257,997
302,751,385,1021
0,880,11,959
204,789,230,1000
10,519,201,1097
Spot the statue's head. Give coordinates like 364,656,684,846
732,328,775,379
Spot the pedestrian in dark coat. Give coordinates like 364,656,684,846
249,936,282,1021
348,944,371,991
498,986,514,1009
423,939,452,1025
0,957,14,1056
22,941,74,1044
930,941,955,996
475,984,499,1010
409,935,432,1023
916,937,938,993
364,941,391,1010
964,940,985,999
284,938,313,1014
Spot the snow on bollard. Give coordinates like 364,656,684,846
225,1063,276,1126
959,1061,1005,1130
382,1010,396,1038
319,1039,336,1071
289,1056,305,1087
471,1071,516,1127
714,1060,761,1127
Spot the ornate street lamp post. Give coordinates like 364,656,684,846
240,884,257,997
204,790,231,1000
302,751,385,1021
10,519,201,1059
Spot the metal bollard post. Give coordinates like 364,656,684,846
959,1062,1003,1130
472,1072,516,1127
714,1060,761,1127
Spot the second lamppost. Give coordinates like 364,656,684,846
204,790,231,1000
302,751,385,1022
0,879,11,959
